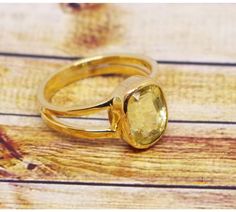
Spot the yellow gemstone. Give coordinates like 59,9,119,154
127,85,167,146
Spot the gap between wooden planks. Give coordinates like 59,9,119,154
0,55,236,185
0,55,236,208
1,3,236,208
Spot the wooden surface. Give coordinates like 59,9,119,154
1,3,236,208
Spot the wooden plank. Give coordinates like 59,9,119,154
1,182,236,208
1,119,236,186
1,3,236,209
0,56,236,122
1,56,236,186
0,4,236,62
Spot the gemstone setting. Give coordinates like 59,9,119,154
124,84,167,148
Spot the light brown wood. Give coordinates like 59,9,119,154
0,57,236,121
1,120,236,186
1,182,236,209
1,50,236,208
0,3,236,208
1,4,236,62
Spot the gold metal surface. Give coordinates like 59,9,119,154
37,54,168,149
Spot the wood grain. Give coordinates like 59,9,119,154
1,182,236,208
0,3,236,208
1,54,236,208
0,57,236,122
1,120,236,186
1,4,236,62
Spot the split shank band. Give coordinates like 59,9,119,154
37,54,168,149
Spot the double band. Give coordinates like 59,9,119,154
37,54,168,149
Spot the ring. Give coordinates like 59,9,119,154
37,54,168,149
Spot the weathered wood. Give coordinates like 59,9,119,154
0,53,236,189
0,3,236,208
1,120,236,186
1,182,236,208
0,57,236,122
0,4,236,62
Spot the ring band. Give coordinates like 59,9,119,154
37,54,168,149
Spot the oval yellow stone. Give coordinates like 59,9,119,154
127,85,167,146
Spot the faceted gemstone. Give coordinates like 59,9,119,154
127,85,167,145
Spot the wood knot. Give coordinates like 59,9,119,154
27,163,38,170
0,128,22,160
60,3,103,13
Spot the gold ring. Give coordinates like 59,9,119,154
37,54,168,149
